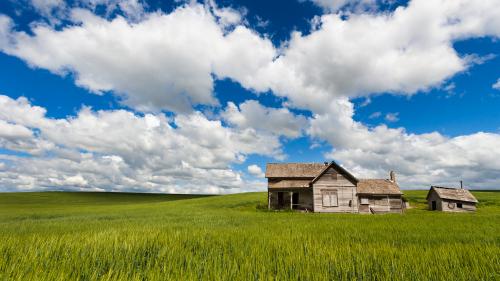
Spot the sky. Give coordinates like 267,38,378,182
0,0,499,193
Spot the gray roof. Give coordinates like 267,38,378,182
265,163,326,178
357,179,402,195
428,186,478,203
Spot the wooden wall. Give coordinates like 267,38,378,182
427,191,443,211
439,199,476,212
358,195,403,214
312,167,357,213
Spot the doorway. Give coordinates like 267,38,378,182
277,192,284,209
292,192,299,209
431,201,437,210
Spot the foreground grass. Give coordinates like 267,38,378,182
0,191,498,280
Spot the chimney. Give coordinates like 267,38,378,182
460,180,463,189
324,161,329,166
390,171,396,183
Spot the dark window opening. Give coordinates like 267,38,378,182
277,192,284,208
457,202,463,208
431,201,437,210
292,193,299,209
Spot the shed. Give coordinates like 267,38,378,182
426,186,478,212
357,179,403,214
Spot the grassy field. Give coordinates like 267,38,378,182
0,191,498,280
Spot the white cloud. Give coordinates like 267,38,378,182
243,0,500,113
493,78,500,90
0,120,33,140
369,111,381,119
384,112,399,122
0,95,281,192
308,98,500,189
305,0,379,13
30,0,67,21
221,100,308,138
0,0,499,191
247,164,264,178
3,0,498,113
1,4,275,113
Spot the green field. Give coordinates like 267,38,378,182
0,191,498,280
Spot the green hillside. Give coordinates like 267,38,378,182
0,191,498,280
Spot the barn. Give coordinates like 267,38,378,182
265,161,404,214
426,186,478,212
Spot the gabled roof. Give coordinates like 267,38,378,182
357,179,401,195
310,161,358,185
426,186,478,203
265,163,326,178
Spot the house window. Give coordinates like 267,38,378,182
457,202,463,208
360,198,369,205
322,190,338,207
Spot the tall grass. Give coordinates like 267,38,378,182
0,191,498,280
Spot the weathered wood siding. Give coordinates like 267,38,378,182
312,167,357,213
388,196,404,213
440,199,476,212
427,191,442,211
357,195,403,214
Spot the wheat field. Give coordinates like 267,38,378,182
0,190,498,280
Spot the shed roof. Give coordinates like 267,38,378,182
427,186,478,203
357,179,402,195
265,163,326,178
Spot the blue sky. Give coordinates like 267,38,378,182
0,0,499,193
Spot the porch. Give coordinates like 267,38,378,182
268,189,313,211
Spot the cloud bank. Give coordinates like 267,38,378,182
0,0,499,191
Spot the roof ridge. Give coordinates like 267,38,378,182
432,186,462,190
266,162,324,164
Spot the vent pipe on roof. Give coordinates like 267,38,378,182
390,171,396,183
324,161,328,166
460,180,463,189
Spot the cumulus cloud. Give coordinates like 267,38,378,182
242,0,500,113
308,98,500,188
0,95,283,192
384,112,399,122
493,78,500,90
304,0,379,13
28,0,146,23
221,100,308,138
247,165,264,178
369,111,381,119
30,0,67,21
1,3,275,112
0,0,499,191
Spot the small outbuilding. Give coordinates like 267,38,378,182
426,186,478,212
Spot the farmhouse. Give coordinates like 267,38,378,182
426,186,478,212
265,161,404,214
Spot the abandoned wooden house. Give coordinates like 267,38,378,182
426,186,478,212
265,161,404,214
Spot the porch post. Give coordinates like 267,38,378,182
268,192,271,210
290,191,293,210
